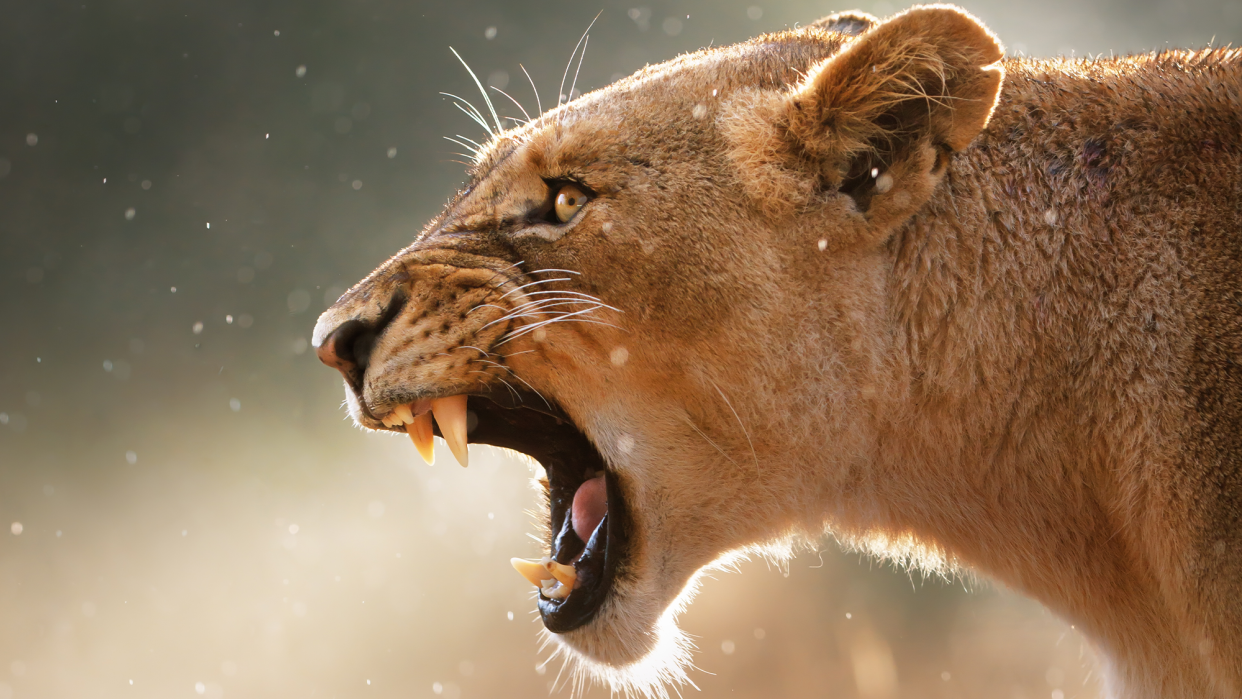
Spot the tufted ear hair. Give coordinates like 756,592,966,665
808,10,878,37
786,5,1004,211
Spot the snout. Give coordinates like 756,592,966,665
314,288,407,392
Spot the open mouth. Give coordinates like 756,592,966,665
376,392,628,633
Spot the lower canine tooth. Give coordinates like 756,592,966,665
547,561,577,590
407,412,434,465
431,395,470,468
512,557,555,587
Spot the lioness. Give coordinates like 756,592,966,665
313,6,1242,697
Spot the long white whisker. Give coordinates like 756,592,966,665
443,136,480,157
498,277,572,299
454,134,486,150
520,64,543,117
490,86,532,123
450,47,503,134
558,12,601,109
440,92,493,135
709,379,760,478
497,306,617,345
448,100,493,135
568,34,589,103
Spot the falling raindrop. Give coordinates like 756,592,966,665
295,65,307,78
124,207,136,220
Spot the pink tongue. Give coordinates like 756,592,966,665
571,475,608,543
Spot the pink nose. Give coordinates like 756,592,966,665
314,318,380,385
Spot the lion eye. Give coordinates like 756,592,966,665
553,183,589,223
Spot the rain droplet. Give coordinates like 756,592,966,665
192,321,203,335
484,26,497,40
141,180,151,190
295,65,307,78
125,451,137,465
103,360,113,372
225,314,234,324
10,522,22,535
610,346,629,366
26,133,37,146
124,207,136,220
352,180,363,190
875,172,893,193
387,147,397,159
273,29,280,36
747,6,763,20
195,681,206,695
721,640,735,655
506,611,514,620
229,398,241,412
288,523,299,534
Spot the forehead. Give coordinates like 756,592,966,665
467,27,848,179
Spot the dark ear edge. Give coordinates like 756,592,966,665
787,5,1005,198
809,11,879,36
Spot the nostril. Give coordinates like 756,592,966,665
314,289,407,385
316,319,370,377
350,330,378,372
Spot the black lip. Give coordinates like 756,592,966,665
433,393,627,633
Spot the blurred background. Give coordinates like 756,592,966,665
1,0,1238,697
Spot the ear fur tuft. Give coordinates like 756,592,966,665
788,4,1005,179
809,11,879,37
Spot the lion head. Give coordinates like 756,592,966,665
313,5,1002,692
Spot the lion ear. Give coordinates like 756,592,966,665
786,6,1004,210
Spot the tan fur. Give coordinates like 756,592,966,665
313,6,1242,697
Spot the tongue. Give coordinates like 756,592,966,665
571,475,608,543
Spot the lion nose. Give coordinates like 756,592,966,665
313,290,406,385
315,318,379,381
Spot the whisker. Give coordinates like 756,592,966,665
568,34,589,104
498,277,573,299
520,63,543,117
709,379,760,478
558,12,602,109
449,47,503,133
454,134,486,150
447,100,494,136
440,91,493,133
443,136,480,157
490,85,532,123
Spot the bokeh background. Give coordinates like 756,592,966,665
1,1,1238,697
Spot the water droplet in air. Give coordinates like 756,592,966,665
721,640,735,655
195,681,206,695
192,321,203,335
10,522,22,535
229,398,241,412
125,451,137,465
26,133,37,146
103,360,113,372
295,65,307,78
747,6,763,20
124,207,136,220
387,147,397,159
352,180,363,190
484,26,497,39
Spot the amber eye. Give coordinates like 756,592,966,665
553,183,589,223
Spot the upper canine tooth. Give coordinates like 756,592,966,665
431,395,470,468
511,557,555,587
393,404,414,425
407,411,435,465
